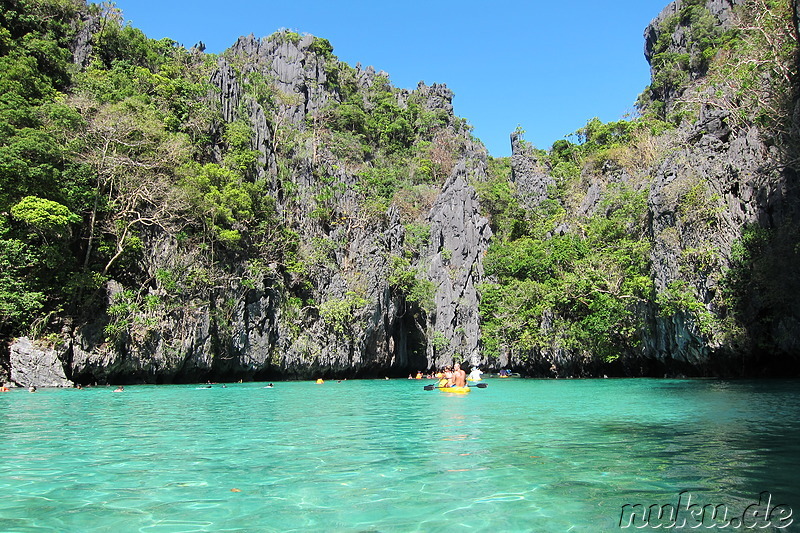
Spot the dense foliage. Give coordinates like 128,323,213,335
1,0,797,378
477,129,655,369
1,0,89,332
0,0,471,350
0,2,271,342
473,0,799,373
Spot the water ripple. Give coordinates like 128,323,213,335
0,379,798,531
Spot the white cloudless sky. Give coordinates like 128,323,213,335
112,0,671,157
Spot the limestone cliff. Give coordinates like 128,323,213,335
4,0,798,386
640,0,800,375
7,29,491,386
502,0,800,377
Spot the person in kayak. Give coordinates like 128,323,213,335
438,366,453,387
452,363,467,388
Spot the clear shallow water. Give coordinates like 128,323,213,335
0,379,798,532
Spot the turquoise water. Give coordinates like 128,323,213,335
0,379,798,532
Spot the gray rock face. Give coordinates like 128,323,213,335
643,116,799,372
223,33,333,127
643,0,747,114
210,62,242,125
71,11,99,68
26,30,492,384
426,162,492,369
406,82,455,116
510,132,554,207
10,337,72,388
638,0,800,374
644,0,744,64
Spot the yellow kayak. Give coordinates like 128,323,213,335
438,386,470,394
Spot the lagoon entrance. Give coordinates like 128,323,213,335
1,379,797,531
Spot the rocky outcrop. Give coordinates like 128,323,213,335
224,33,334,125
70,11,99,68
9,28,493,386
404,82,455,117
644,0,744,61
426,163,492,369
510,132,554,207
643,0,747,115
8,0,797,384
10,337,72,388
639,0,800,375
495,0,800,378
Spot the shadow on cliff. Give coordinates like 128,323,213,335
722,220,800,376
0,342,8,384
720,60,800,376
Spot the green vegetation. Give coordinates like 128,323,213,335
709,0,797,137
0,0,265,342
388,255,435,314
656,280,716,336
638,0,734,119
473,112,684,366
319,291,368,335
2,0,797,376
478,176,653,364
0,0,470,349
637,0,796,136
719,224,800,352
0,0,93,333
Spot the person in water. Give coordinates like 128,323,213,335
468,367,483,382
113,385,124,392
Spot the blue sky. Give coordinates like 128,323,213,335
113,0,670,157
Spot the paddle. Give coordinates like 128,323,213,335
423,382,487,390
